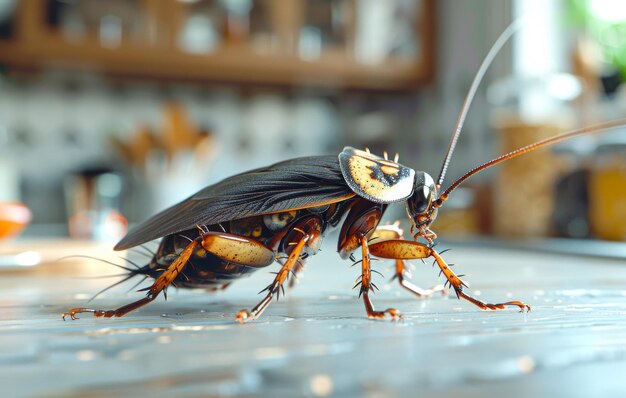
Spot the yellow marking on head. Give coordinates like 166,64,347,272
348,157,374,178
380,165,400,175
378,159,398,167
347,155,402,196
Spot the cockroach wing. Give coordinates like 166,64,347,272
115,155,355,250
339,147,415,203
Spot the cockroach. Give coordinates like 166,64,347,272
63,23,626,323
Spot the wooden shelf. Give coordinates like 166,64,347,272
0,0,434,91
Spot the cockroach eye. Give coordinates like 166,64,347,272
406,172,436,217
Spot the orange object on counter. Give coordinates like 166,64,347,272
0,202,32,240
589,148,626,241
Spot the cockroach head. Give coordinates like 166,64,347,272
406,171,438,241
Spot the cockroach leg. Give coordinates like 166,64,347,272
62,296,156,320
235,236,304,323
369,225,444,298
200,231,275,268
393,259,445,298
359,236,402,320
63,240,198,320
288,259,306,289
430,250,530,312
368,239,528,312
368,239,432,261
236,218,322,324
235,295,273,324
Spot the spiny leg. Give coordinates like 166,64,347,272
235,232,311,324
274,254,307,289
200,231,275,268
358,236,402,320
430,250,530,312
288,258,306,289
62,240,198,320
63,230,277,321
369,239,529,311
371,223,445,297
393,259,445,298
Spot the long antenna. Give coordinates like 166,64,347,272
436,18,525,189
437,118,626,203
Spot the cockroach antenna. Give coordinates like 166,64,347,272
436,18,525,190
437,118,626,204
433,17,626,206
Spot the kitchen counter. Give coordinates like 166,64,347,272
2,238,626,397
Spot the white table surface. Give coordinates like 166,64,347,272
2,238,626,397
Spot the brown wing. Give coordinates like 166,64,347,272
115,155,355,250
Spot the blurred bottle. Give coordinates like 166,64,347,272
0,125,19,203
64,168,127,241
221,0,251,46
492,119,567,237
589,143,626,241
488,74,581,237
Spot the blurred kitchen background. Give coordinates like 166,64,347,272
0,0,625,244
